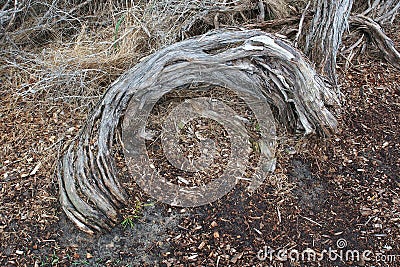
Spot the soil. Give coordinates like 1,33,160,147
1,26,399,267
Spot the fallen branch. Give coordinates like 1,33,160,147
294,1,311,48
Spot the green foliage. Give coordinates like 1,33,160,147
71,260,90,266
121,216,137,228
121,200,154,229
114,14,126,49
36,251,59,266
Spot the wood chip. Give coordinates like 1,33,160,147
231,252,243,263
213,231,220,239
198,241,206,249
360,207,373,216
30,162,41,176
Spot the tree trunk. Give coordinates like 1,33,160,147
303,0,354,86
58,30,339,234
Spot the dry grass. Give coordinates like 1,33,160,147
263,0,289,19
1,0,267,106
0,0,295,108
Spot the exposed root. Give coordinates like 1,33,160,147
349,14,400,70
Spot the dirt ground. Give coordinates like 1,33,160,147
1,22,399,267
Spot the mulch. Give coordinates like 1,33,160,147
1,26,399,267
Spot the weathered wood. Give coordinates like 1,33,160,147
303,0,354,85
356,0,400,24
349,14,400,70
58,30,339,233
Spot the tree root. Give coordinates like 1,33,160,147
349,14,400,70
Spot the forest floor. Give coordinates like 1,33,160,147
1,21,399,267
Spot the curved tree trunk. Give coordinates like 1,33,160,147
58,30,339,234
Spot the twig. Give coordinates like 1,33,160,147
343,34,365,54
258,0,265,22
299,215,322,227
276,205,281,224
294,1,311,48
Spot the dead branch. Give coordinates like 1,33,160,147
294,1,311,48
